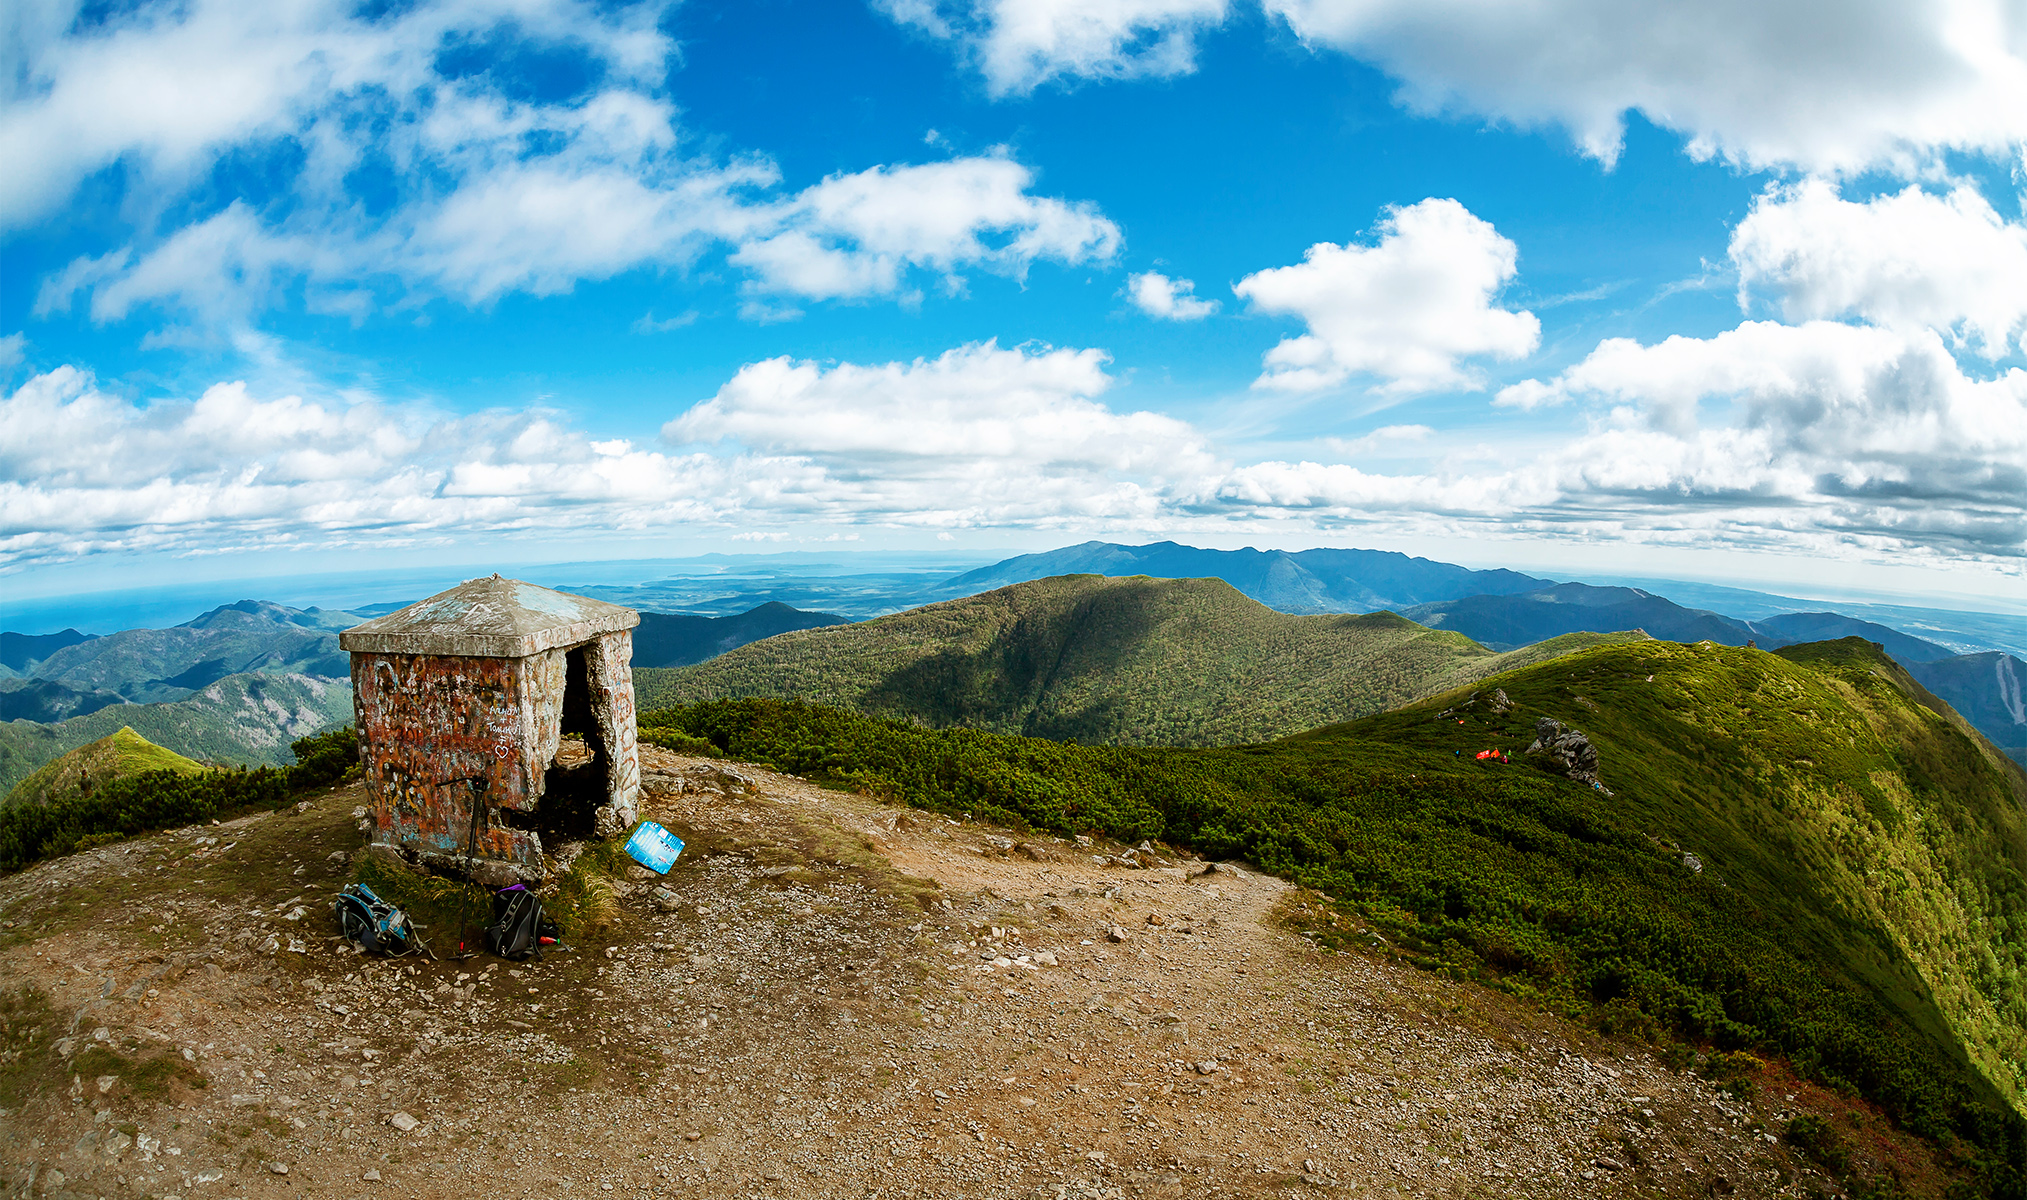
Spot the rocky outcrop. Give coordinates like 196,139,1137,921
1527,717,1603,787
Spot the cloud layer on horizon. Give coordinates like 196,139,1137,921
8,328,2021,573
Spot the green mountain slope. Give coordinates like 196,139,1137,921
635,575,1648,746
633,602,849,668
3,726,207,807
645,636,2027,1184
0,672,354,796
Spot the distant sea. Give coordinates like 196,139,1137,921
0,552,1001,635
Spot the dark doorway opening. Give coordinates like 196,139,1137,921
536,645,607,841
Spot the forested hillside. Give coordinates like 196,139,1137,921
635,574,1646,746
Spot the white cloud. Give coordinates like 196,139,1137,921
1481,320,2027,555
1730,180,2027,358
1233,198,1540,394
10,324,2022,572
887,0,2027,174
633,310,699,334
8,0,1117,325
667,341,1214,506
1321,424,1433,457
0,343,1213,566
730,156,1120,302
2,0,671,231
1270,0,2027,173
878,0,1228,96
0,365,783,565
1127,271,1218,320
0,334,25,371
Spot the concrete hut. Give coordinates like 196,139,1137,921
338,575,641,882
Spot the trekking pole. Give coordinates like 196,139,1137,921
449,775,488,960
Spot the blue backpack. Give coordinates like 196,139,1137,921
334,882,418,956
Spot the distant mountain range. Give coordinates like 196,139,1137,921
5,543,2020,774
0,628,97,673
636,574,1646,746
1398,583,1958,659
0,595,849,787
940,540,1549,613
1907,653,2027,767
5,599,354,703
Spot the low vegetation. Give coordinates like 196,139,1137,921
0,726,361,870
643,637,2027,1192
3,725,207,807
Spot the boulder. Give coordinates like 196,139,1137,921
1526,717,1603,786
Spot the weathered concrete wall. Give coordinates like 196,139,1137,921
583,630,640,836
349,629,640,879
351,651,556,875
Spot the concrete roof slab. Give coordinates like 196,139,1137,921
338,574,639,658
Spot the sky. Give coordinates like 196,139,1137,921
4,0,2027,612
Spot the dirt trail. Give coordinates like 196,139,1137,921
3,748,1861,1199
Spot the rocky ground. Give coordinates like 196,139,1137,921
1,746,1928,1199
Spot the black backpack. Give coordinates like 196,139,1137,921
485,885,558,960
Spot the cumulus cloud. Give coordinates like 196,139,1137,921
1127,271,1219,320
667,341,1213,522
2,0,671,231
1481,321,2027,556
0,343,1217,566
888,0,2027,174
13,319,2021,572
731,157,1120,303
1233,198,1539,394
8,0,1117,324
878,0,1228,95
1266,0,2027,173
1730,180,2027,358
0,365,796,565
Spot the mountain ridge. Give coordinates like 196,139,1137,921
941,540,1551,613
637,573,1649,746
3,725,208,808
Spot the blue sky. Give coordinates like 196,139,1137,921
4,0,2026,610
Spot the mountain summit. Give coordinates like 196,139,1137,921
638,574,1642,746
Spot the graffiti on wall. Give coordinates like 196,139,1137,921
350,632,642,876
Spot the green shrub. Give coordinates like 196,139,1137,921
636,726,722,758
1786,1114,1849,1172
